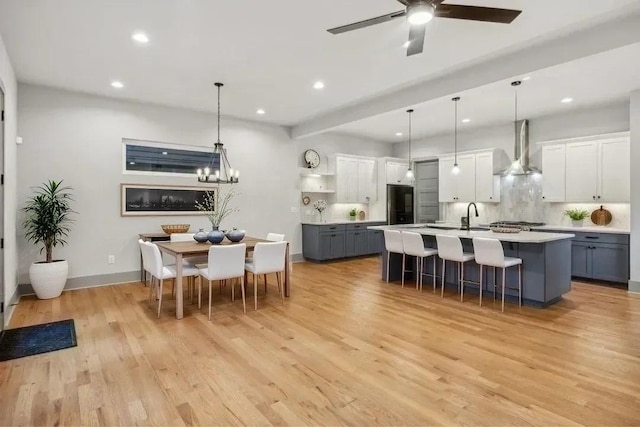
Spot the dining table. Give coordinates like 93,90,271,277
155,237,291,319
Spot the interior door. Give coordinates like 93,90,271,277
416,161,439,223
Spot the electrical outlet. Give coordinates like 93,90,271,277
108,255,115,264
291,207,298,213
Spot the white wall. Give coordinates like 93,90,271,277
0,33,18,324
392,101,631,162
17,84,301,284
296,133,393,222
630,90,640,292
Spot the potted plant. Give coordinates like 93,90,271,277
196,187,239,244
564,208,589,227
349,208,357,221
23,180,75,299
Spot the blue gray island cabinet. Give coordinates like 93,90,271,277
368,225,575,308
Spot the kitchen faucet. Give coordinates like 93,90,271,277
465,202,479,231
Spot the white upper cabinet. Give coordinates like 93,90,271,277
540,144,566,202
474,151,501,203
438,150,499,203
565,141,598,202
357,158,377,203
539,132,630,203
599,138,630,202
334,155,377,203
386,161,412,186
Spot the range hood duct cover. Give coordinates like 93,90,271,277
499,119,541,176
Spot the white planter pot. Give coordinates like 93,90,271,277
571,220,584,227
29,260,69,299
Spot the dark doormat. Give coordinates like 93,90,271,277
0,319,77,362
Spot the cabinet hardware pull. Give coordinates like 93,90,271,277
585,236,598,239
331,234,336,237
597,196,601,199
592,196,596,200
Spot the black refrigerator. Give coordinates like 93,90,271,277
387,184,415,225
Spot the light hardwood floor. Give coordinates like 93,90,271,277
2,257,640,426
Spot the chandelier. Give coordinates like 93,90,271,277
197,82,239,184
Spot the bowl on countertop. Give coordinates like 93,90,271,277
161,224,190,234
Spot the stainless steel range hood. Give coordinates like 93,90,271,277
499,119,541,176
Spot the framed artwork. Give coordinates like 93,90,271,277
120,184,214,216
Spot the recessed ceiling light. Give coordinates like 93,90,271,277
162,151,168,155
396,132,403,136
561,97,574,103
313,81,325,90
462,118,471,123
256,109,266,115
111,80,124,89
402,41,411,48
522,76,531,81
131,32,149,44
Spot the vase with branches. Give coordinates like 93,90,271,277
22,180,75,299
196,187,239,243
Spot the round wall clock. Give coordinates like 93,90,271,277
302,195,311,205
304,149,320,168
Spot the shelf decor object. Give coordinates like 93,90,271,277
196,82,239,184
160,224,190,234
304,149,321,168
313,199,328,223
121,184,210,216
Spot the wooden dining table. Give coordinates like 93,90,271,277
155,237,291,319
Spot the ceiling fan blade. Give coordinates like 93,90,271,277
407,24,426,56
327,10,406,34
435,4,522,24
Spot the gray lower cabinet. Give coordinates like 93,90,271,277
303,222,385,261
540,229,630,284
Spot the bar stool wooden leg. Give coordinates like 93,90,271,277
401,253,406,288
440,259,446,298
501,267,506,312
432,256,436,293
479,265,483,307
518,264,522,307
460,262,465,302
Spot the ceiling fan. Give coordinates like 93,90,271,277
327,0,522,56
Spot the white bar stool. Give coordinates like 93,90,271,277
472,237,522,312
435,234,475,300
383,230,404,284
401,231,439,291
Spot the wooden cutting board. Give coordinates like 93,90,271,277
591,205,612,226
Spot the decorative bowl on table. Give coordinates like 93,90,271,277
225,228,246,243
161,224,190,234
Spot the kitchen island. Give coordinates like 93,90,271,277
368,225,575,308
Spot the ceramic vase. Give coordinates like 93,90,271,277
225,228,246,242
571,220,584,227
193,228,209,243
207,226,225,244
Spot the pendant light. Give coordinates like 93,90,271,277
197,82,239,184
404,109,415,182
451,96,461,175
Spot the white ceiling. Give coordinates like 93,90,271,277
336,42,640,142
0,0,638,127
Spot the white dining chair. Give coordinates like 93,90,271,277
145,241,199,318
472,237,522,312
245,241,287,310
248,232,286,293
169,233,199,298
383,230,404,284
199,243,247,318
401,231,439,292
435,234,475,300
139,239,152,287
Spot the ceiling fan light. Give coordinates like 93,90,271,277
407,3,434,25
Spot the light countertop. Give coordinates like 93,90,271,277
368,225,574,244
301,219,387,226
425,222,630,235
